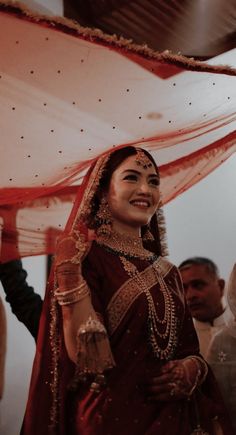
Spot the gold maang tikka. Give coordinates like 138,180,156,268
135,148,153,169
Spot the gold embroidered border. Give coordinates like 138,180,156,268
2,2,236,76
107,257,173,336
72,153,110,231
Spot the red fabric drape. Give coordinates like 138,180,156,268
0,2,235,262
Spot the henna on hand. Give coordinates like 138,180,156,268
145,356,208,401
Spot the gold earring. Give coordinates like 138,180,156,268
96,197,112,236
143,225,154,242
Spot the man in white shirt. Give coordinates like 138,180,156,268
179,258,236,430
178,257,226,359
206,263,236,433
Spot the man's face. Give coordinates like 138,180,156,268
180,264,224,322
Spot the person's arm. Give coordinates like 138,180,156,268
55,234,115,389
0,260,43,340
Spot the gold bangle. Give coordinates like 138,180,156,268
54,279,87,297
55,281,89,306
189,356,208,384
185,356,208,396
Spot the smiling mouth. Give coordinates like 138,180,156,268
130,200,150,208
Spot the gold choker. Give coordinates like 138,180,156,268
96,230,155,261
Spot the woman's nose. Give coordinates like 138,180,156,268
137,181,151,194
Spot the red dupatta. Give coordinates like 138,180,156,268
0,2,236,262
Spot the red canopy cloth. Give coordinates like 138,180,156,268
0,2,235,262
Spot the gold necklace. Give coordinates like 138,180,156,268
120,256,178,360
96,230,155,260
97,229,178,359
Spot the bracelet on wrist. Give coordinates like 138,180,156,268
54,280,89,306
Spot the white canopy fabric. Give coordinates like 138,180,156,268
0,2,235,260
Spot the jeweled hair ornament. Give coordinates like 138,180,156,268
135,148,153,169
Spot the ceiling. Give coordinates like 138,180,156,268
63,0,236,58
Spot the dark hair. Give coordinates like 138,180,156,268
99,146,159,192
179,257,219,277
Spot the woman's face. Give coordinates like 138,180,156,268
106,154,160,233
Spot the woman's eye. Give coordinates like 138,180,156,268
123,175,138,181
149,178,159,186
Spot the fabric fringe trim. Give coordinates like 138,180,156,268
157,207,169,257
1,1,236,76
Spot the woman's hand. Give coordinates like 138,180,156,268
54,231,115,374
55,231,91,291
145,357,206,401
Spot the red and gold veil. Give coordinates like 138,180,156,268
22,146,167,434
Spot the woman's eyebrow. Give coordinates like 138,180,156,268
122,169,158,178
121,169,141,175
